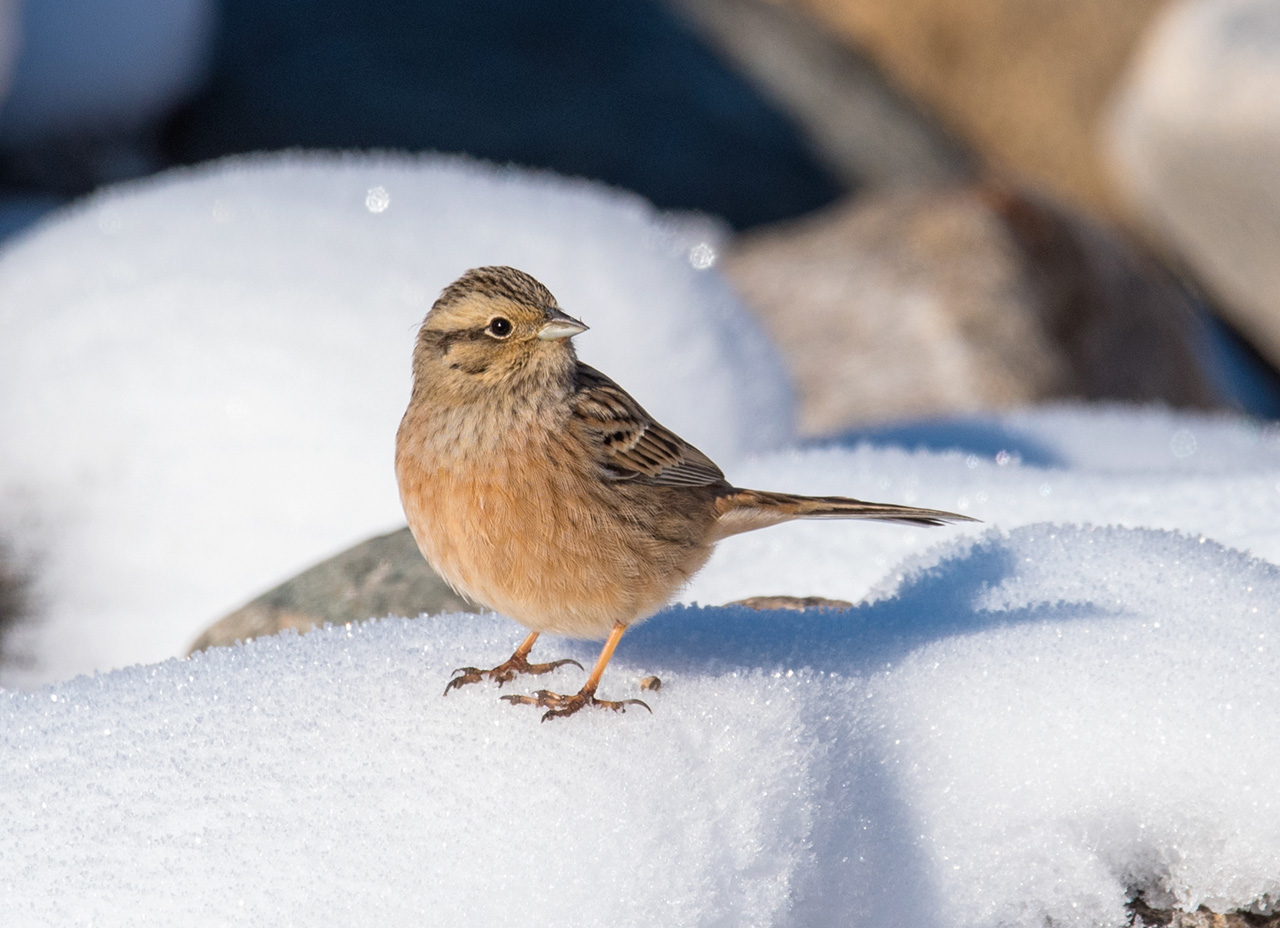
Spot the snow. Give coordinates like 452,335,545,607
3,509,1279,926
0,151,790,685
1,154,1278,926
858,525,1280,927
683,406,1280,607
0,0,214,145
0,0,20,113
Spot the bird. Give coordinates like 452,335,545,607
395,266,976,721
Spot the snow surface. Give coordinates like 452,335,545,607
3,403,1280,925
3,493,1279,926
684,405,1280,606
0,151,790,686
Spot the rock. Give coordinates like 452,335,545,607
191,527,866,653
0,536,28,663
188,527,476,653
722,182,1218,434
1128,895,1280,928
667,0,972,190
727,595,853,611
773,0,1172,220
1107,0,1280,372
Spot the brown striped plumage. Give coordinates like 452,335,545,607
395,266,975,720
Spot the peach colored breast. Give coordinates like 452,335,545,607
397,425,697,639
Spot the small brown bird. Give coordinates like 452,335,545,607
396,266,975,720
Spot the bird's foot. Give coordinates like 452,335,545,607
501,687,651,722
443,654,584,695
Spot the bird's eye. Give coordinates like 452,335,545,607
486,317,512,338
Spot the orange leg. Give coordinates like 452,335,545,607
501,623,651,721
443,631,583,695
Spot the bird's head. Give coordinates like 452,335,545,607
411,266,587,393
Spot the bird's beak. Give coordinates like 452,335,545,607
537,309,589,341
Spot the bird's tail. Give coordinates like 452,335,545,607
711,488,978,540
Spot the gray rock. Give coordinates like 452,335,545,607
190,526,866,653
722,182,1218,435
0,536,29,662
1108,0,1280,371
188,527,477,653
667,0,973,190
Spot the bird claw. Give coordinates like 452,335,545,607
511,657,585,683
443,667,485,694
443,656,583,695
501,688,652,722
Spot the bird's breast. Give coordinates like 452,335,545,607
396,417,705,638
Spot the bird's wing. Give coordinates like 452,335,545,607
571,364,727,487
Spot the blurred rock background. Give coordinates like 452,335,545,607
2,0,1280,657
767,0,1168,221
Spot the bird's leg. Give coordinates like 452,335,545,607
443,631,584,694
501,623,651,721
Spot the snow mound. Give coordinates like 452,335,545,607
0,0,19,113
860,524,1280,926
0,0,214,145
682,405,1280,608
3,523,1277,926
0,151,791,685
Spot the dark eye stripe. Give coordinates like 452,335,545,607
427,328,495,353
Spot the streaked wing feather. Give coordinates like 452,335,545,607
572,364,726,488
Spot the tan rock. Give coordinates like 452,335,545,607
769,0,1171,220
727,595,853,611
723,183,1217,434
1129,900,1280,928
